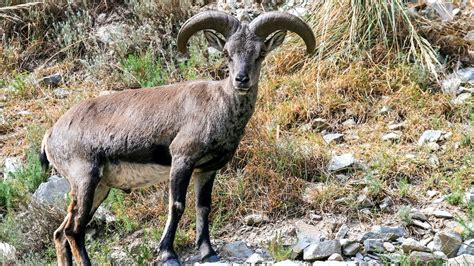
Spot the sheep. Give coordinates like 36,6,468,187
40,10,315,266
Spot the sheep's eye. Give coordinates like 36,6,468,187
258,51,266,59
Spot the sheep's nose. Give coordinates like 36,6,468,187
235,73,250,84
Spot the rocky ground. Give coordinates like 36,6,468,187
1,0,473,265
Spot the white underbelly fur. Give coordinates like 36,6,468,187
102,161,170,190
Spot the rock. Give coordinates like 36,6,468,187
433,210,453,219
310,213,322,221
52,88,70,99
381,132,401,141
432,231,462,258
246,253,265,263
94,206,116,224
17,110,31,116
335,224,349,240
40,73,62,86
110,247,134,264
465,30,474,43
383,242,396,252
323,133,344,144
434,251,448,261
292,239,311,259
0,110,7,133
411,219,432,230
32,175,70,210
0,242,16,262
373,225,406,240
342,118,356,126
452,93,471,105
441,76,462,95
456,67,474,82
427,190,438,198
388,121,406,130
457,239,474,256
3,157,21,179
95,23,132,45
417,130,444,146
447,254,474,266
303,240,341,261
409,251,438,266
328,253,343,261
274,260,305,266
401,238,431,253
328,153,356,172
357,194,375,209
342,241,360,256
466,190,474,204
379,106,390,114
428,154,440,167
244,213,269,226
364,239,384,253
221,241,253,259
410,208,428,221
295,221,321,243
379,197,393,210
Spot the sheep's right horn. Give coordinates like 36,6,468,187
177,11,240,54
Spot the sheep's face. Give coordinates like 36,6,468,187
204,25,286,94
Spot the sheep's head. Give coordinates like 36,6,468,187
177,11,315,94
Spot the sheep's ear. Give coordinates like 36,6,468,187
203,30,226,51
265,30,287,53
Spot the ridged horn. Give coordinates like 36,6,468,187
177,11,240,54
249,11,316,54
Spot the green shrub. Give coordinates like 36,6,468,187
120,52,168,88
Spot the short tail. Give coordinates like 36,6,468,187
40,130,51,172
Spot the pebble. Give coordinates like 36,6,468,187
40,73,62,86
323,133,344,144
401,238,431,253
364,239,384,253
244,213,269,226
433,210,453,219
381,132,401,141
342,241,360,256
417,130,444,145
387,121,406,130
383,242,396,252
303,240,341,260
411,219,432,230
245,253,265,263
327,253,343,261
335,224,349,240
327,153,356,172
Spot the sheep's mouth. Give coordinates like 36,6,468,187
234,86,250,94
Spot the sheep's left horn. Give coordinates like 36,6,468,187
250,11,315,54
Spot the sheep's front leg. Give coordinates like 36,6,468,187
159,158,194,266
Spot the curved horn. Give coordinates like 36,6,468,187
177,11,240,54
250,11,316,54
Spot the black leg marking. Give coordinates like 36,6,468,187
194,170,219,262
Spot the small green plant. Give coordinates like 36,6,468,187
13,148,48,193
266,233,292,262
461,134,471,147
121,52,168,88
398,177,410,198
446,191,464,206
366,174,384,197
398,205,412,225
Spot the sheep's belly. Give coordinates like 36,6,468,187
102,161,170,190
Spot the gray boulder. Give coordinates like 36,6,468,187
40,73,62,86
447,254,474,266
221,241,253,259
432,231,462,258
32,175,70,210
303,240,341,261
456,239,474,256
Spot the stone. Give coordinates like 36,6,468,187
433,251,448,261
381,132,401,141
411,220,432,230
295,221,321,243
447,254,474,266
433,210,453,219
441,76,462,95
432,231,462,258
342,241,360,256
292,239,311,259
244,213,269,226
310,213,322,221
303,240,341,260
357,194,375,209
32,175,70,210
457,239,474,256
3,157,21,179
427,190,438,198
95,23,132,45
373,225,406,239
379,106,390,114
0,242,16,262
323,133,344,144
0,110,7,133
342,118,356,126
364,239,384,253
383,242,396,252
428,154,440,167
401,238,431,253
327,253,343,261
110,247,134,264
94,206,116,224
410,208,428,221
274,260,305,266
379,197,393,210
466,190,474,204
335,224,349,240
452,93,471,105
52,88,70,99
409,251,438,265
246,253,265,263
388,121,406,130
41,73,62,86
418,130,444,146
456,67,474,82
221,241,253,259
328,153,356,172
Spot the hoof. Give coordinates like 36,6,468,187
202,254,220,263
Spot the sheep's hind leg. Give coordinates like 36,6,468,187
194,170,219,262
54,212,73,266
